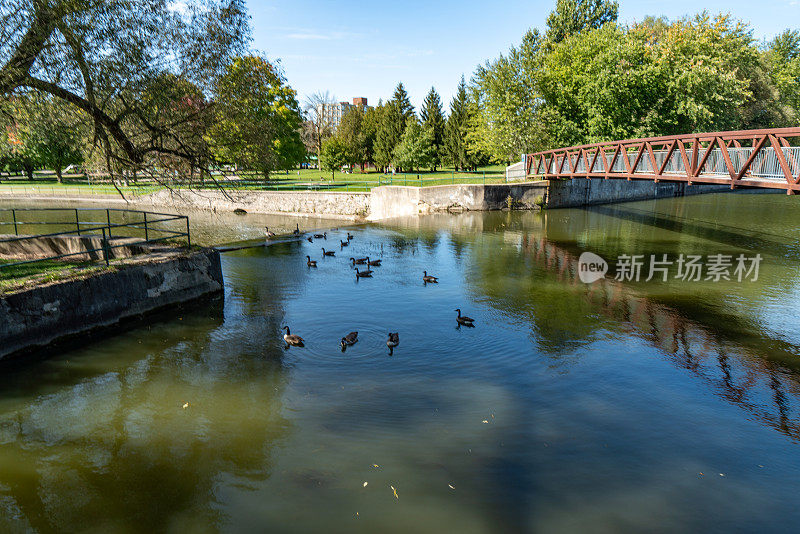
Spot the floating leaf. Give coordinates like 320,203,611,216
390,485,398,499
182,402,189,409
448,484,455,490
363,482,368,488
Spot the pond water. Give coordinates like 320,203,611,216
2,193,800,532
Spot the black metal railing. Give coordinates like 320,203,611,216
0,208,190,270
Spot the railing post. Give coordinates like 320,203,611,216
186,217,191,247
143,212,148,241
106,208,112,237
75,208,81,235
101,227,109,266
11,208,18,235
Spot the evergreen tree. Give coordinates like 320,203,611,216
445,76,472,171
420,87,446,170
391,82,415,124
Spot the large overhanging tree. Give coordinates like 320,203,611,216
0,0,250,191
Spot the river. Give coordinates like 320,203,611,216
1,193,800,532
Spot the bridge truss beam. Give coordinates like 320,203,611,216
526,128,800,194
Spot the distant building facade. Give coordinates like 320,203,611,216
318,97,370,131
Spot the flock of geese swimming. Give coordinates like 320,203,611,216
266,224,477,353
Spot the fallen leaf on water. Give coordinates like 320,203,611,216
448,484,455,490
363,482,368,488
372,464,380,468
390,485,398,499
482,420,489,424
182,402,189,409
719,473,725,477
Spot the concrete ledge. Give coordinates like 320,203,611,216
0,249,223,360
0,234,150,262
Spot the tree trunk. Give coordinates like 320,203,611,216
24,165,33,181
55,166,63,183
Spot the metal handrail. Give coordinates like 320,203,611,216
0,208,190,270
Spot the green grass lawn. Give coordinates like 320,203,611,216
0,258,104,292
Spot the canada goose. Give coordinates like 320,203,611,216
314,232,327,239
455,309,475,326
347,232,354,240
282,326,304,346
354,267,372,278
322,248,335,256
340,240,349,247
293,224,300,236
265,227,275,238
366,256,382,266
422,271,438,283
350,257,367,265
306,256,317,267
386,332,399,347
307,236,313,242
340,331,358,348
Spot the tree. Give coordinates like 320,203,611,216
375,101,404,171
391,82,415,124
468,29,546,163
445,76,473,171
0,0,250,184
319,136,349,179
207,56,305,180
768,29,800,122
26,95,84,182
545,0,619,44
420,87,446,170
303,91,337,169
338,104,367,170
393,120,437,172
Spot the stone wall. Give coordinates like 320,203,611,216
139,189,370,220
0,249,223,360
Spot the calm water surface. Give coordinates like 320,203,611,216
2,193,800,532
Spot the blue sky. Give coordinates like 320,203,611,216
248,0,798,110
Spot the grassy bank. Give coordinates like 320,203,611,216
0,165,520,195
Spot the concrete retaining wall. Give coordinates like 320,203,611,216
545,178,731,208
139,189,370,219
369,183,548,219
0,249,223,360
0,234,149,261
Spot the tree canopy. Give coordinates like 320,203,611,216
207,56,305,180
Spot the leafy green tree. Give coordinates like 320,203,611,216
208,56,305,180
445,76,473,171
338,104,368,170
375,101,404,171
545,0,619,44
468,29,546,163
319,136,349,179
362,104,381,168
768,29,800,122
0,0,249,178
420,87,446,170
393,120,437,172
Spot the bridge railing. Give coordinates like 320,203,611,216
527,128,800,192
